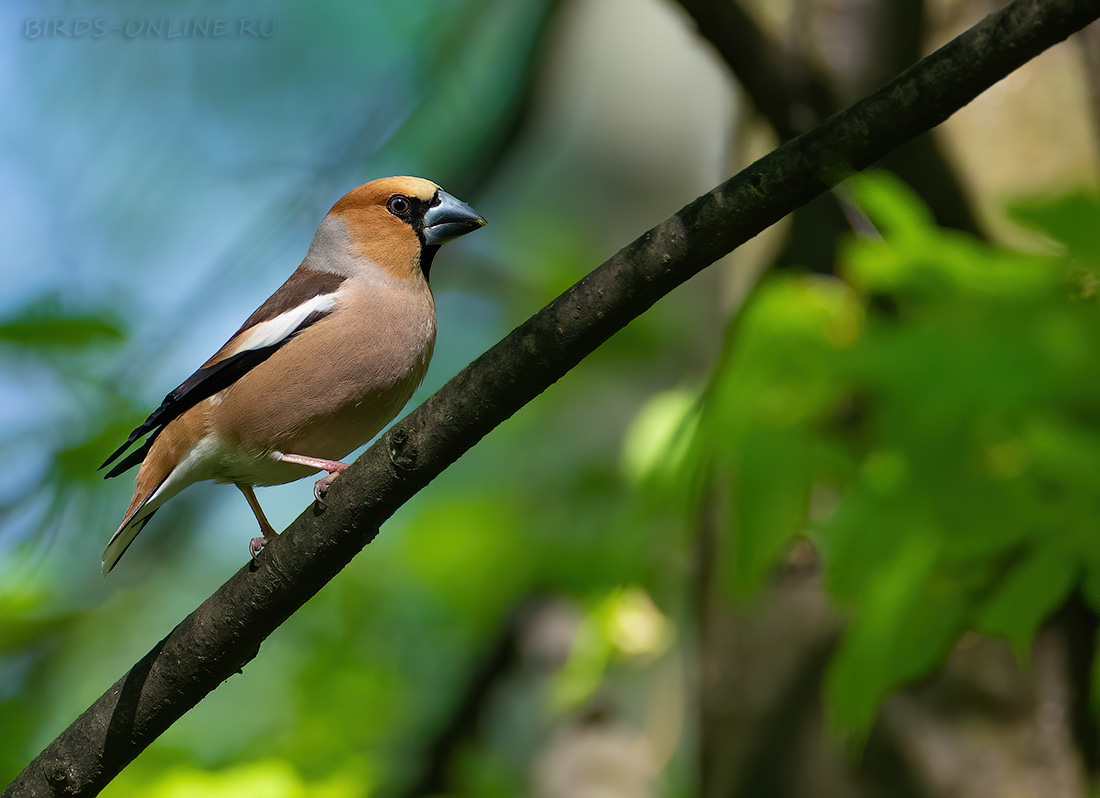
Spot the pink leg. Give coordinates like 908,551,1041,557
274,452,349,501
236,483,277,560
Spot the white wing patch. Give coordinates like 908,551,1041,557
230,292,338,356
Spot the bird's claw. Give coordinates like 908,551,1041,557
313,471,342,505
249,536,268,560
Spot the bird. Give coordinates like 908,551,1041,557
99,176,485,575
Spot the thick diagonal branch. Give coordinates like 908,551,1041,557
675,0,980,251
6,0,1099,794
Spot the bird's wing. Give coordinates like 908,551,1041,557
100,268,346,477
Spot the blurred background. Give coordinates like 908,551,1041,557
2,0,1100,795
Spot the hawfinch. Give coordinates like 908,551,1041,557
99,177,485,574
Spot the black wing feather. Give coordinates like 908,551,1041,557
100,307,332,478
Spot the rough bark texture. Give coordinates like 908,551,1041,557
6,0,1100,794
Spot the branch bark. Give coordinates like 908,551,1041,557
675,0,980,266
7,0,1100,793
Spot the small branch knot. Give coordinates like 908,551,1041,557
43,757,75,793
388,428,419,474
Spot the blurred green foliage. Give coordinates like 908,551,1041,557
667,172,1100,734
0,296,124,351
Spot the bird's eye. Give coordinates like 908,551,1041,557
387,195,411,217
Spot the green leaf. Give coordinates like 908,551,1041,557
847,171,936,244
620,388,700,490
725,427,812,594
976,550,1076,660
0,298,124,350
1009,191,1100,265
825,532,963,734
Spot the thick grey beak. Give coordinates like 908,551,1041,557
422,190,486,246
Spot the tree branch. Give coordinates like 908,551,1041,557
674,0,980,252
674,0,837,140
7,0,1099,794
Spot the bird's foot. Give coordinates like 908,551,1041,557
237,483,278,563
249,535,270,561
313,463,349,503
273,453,349,505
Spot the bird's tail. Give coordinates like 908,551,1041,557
102,413,209,574
102,507,159,575
102,456,178,575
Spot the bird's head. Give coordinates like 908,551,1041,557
313,176,486,282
